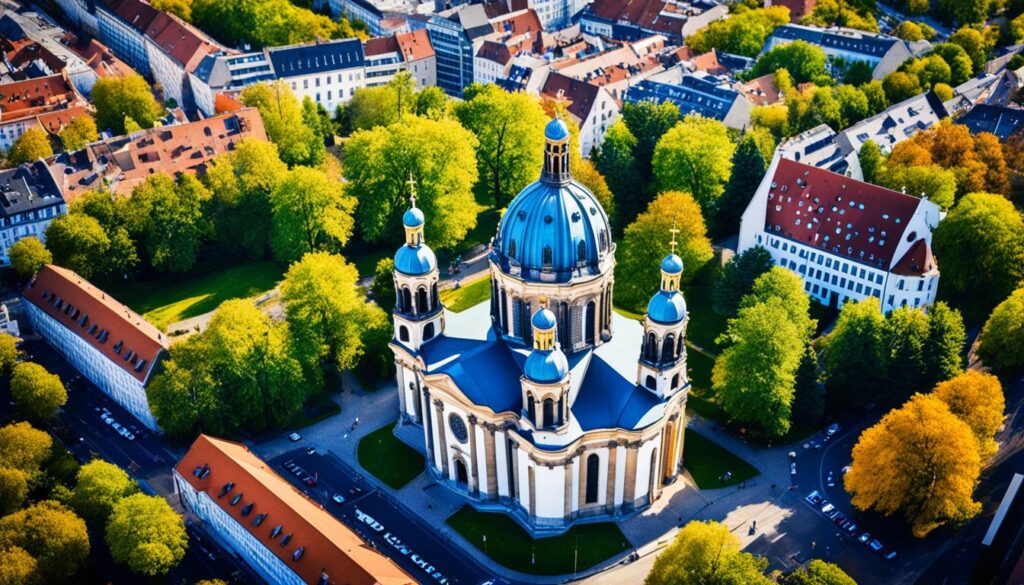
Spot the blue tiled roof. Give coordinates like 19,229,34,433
394,244,436,276
573,356,661,430
956,104,1024,140
647,291,687,325
625,76,740,121
403,207,424,228
268,39,365,78
769,25,898,59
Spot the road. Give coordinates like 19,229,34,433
266,449,498,585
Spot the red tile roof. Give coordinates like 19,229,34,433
23,265,168,383
0,73,80,124
476,40,515,65
890,238,936,276
35,105,93,136
2,37,66,74
395,29,434,62
176,435,415,585
765,158,924,270
542,72,601,124
691,50,727,75
143,11,219,71
105,0,160,35
589,0,685,36
736,73,781,106
363,35,399,57
71,38,135,79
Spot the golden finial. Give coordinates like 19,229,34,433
407,171,417,208
538,294,548,308
669,221,679,255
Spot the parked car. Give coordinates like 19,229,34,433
805,491,823,506
306,447,316,455
859,532,872,545
821,503,836,516
884,551,898,560
288,433,301,442
112,422,123,432
303,475,316,486
869,539,883,552
332,494,345,505
842,466,851,475
826,423,840,436
844,522,858,534
831,512,846,526
827,471,835,487
122,430,135,441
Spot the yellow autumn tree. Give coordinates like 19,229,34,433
844,393,982,537
932,371,1005,461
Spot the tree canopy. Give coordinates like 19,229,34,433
780,559,857,585
822,298,887,411
6,128,53,166
686,7,791,57
0,500,89,582
749,41,829,85
106,493,187,576
933,371,1004,461
70,460,138,525
131,173,213,273
8,237,51,278
740,266,816,338
370,258,396,313
344,115,480,249
716,132,769,235
240,81,321,167
0,334,16,377
845,393,981,537
190,0,364,48
454,84,547,208
0,422,53,480
59,115,98,151
712,246,774,318
10,362,66,421
0,467,27,516
270,166,355,262
652,115,735,217
977,288,1024,372
91,74,163,135
645,520,772,585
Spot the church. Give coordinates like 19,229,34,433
389,118,689,532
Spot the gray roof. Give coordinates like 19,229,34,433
768,24,898,59
837,90,949,156
625,74,741,121
0,161,63,219
268,38,365,78
956,104,1024,140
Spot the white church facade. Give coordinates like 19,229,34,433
389,119,689,533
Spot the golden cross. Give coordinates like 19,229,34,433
539,294,548,308
406,171,417,208
669,222,679,255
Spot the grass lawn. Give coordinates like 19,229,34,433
440,276,491,312
687,350,714,390
447,507,629,575
108,260,284,331
357,422,424,489
683,428,759,489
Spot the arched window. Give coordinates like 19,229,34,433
585,454,600,504
585,301,596,345
423,322,435,340
431,283,439,309
542,246,553,268
671,373,679,389
677,334,684,356
645,333,658,362
577,240,586,262
661,334,675,363
645,375,656,389
416,287,429,313
402,287,412,313
527,394,536,422
509,239,517,260
543,398,554,428
399,326,409,342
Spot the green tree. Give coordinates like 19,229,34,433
150,0,191,19
344,115,480,249
823,298,887,411
933,371,1005,460
0,467,27,515
594,120,643,232
877,164,957,210
106,493,187,576
712,246,774,317
922,302,965,389
932,43,974,85
59,115,98,151
620,100,681,215
416,86,448,119
454,84,547,208
92,74,163,135
10,362,66,421
713,299,804,438
70,460,137,525
933,193,1024,310
43,214,113,279
1011,13,1024,44
882,71,921,103
615,191,714,311
204,138,288,259
882,307,930,404
686,6,791,57
0,500,89,582
861,80,889,114
6,128,53,165
0,545,36,585
740,267,816,337
804,0,878,31
781,559,857,585
270,166,355,262
370,257,396,313
240,81,319,167
653,115,735,217
299,96,327,166
749,41,829,85
0,422,51,480
645,520,772,585
281,252,385,370
897,21,925,41
792,344,825,429
716,133,767,235
948,26,991,71
751,105,790,142
346,72,417,131
936,0,991,25
977,287,1024,371
845,393,981,537
190,0,363,48
858,140,883,183
130,173,213,273
0,335,17,377
8,236,51,278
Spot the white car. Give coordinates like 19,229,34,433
332,494,345,505
288,433,301,442
826,423,840,436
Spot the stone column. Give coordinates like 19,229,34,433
396,366,408,420
622,442,638,508
421,389,433,468
483,423,498,499
605,441,618,512
467,414,479,495
433,398,448,479
563,457,574,520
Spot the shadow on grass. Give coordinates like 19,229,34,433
357,422,424,489
683,428,759,489
447,506,629,576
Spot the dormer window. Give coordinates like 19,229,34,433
270,525,283,538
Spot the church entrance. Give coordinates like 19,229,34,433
455,458,468,487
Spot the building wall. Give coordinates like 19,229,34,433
24,301,159,429
427,19,473,97
526,0,587,29
0,203,64,265
97,9,151,77
174,472,305,585
579,88,618,156
283,67,364,115
54,0,99,36
146,43,188,109
0,118,37,151
331,0,384,36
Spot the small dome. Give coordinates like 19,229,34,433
647,291,687,324
524,348,568,383
403,207,424,228
545,118,569,142
661,253,683,275
394,244,436,276
532,307,557,331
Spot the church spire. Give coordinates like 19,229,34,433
541,115,571,185
402,171,425,248
660,224,683,292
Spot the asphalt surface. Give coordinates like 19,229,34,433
266,448,500,585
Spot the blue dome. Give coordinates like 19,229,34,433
661,254,683,274
494,180,611,282
394,243,436,276
524,348,568,383
532,307,556,330
545,118,569,142
647,291,687,324
403,207,424,228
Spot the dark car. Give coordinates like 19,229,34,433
303,475,316,486
832,512,846,526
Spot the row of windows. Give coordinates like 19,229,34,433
774,238,884,285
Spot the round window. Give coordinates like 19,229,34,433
449,414,469,443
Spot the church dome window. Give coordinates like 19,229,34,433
448,414,468,443
509,240,516,260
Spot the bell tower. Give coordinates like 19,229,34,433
392,173,443,352
520,299,571,433
637,228,689,399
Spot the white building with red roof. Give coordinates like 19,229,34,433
738,154,942,312
174,435,415,585
22,265,168,429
